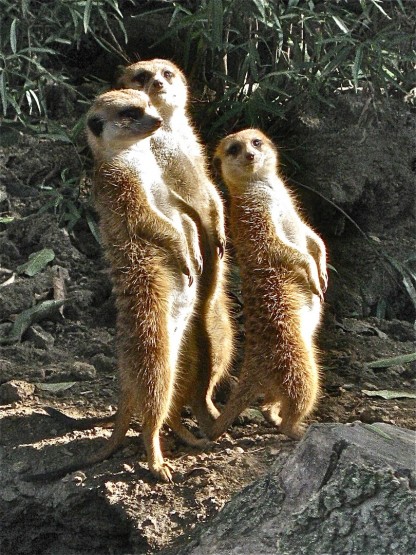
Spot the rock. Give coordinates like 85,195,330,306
71,361,96,381
173,423,415,555
91,353,115,374
0,380,35,404
25,324,55,349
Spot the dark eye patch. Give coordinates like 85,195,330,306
226,142,242,156
131,70,151,86
252,138,262,148
87,115,104,137
119,107,144,120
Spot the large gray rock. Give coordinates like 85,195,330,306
173,423,415,555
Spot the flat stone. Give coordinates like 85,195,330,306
25,324,55,349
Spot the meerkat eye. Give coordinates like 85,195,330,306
131,72,148,86
252,138,262,148
163,70,174,80
119,107,144,120
226,143,241,156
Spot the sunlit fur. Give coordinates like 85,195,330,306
118,59,235,434
211,129,328,440
31,89,209,484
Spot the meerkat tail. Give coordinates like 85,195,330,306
207,377,257,441
44,407,116,430
24,396,133,482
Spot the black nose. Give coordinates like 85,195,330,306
246,152,255,161
152,79,163,90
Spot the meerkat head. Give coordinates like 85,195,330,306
86,89,162,159
117,59,188,114
214,129,278,192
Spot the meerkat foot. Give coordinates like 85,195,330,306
279,422,307,440
150,460,174,483
261,407,282,427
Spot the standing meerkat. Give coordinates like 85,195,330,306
210,129,327,440
117,59,234,432
30,89,206,483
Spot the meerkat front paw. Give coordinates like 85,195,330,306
319,266,328,293
195,252,203,274
177,253,195,286
216,236,226,259
306,257,324,301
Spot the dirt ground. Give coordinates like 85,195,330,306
0,96,415,554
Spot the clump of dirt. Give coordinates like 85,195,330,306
0,95,415,554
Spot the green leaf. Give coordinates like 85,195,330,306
0,216,15,224
35,382,76,393
83,0,93,33
367,352,416,368
17,248,55,277
86,211,101,244
0,71,7,116
208,0,223,51
362,389,416,400
331,15,350,34
0,299,66,345
362,423,392,440
353,45,363,89
10,19,17,54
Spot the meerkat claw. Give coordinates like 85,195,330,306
152,461,174,483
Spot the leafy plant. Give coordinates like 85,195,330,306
0,0,128,123
149,0,415,137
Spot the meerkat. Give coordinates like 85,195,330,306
210,129,328,441
29,89,208,483
117,59,234,432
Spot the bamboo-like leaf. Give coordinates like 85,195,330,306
10,19,17,54
28,89,42,114
0,299,66,345
353,45,363,89
251,0,266,20
83,0,93,33
331,15,350,34
367,352,416,368
362,389,416,400
86,211,101,244
36,382,76,393
17,248,55,276
206,0,222,51
362,424,392,440
0,72,7,116
369,0,391,19
0,216,15,224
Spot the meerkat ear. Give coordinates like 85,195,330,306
87,115,104,137
212,156,222,179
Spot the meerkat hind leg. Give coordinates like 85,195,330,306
141,416,174,483
261,401,282,427
275,396,309,440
